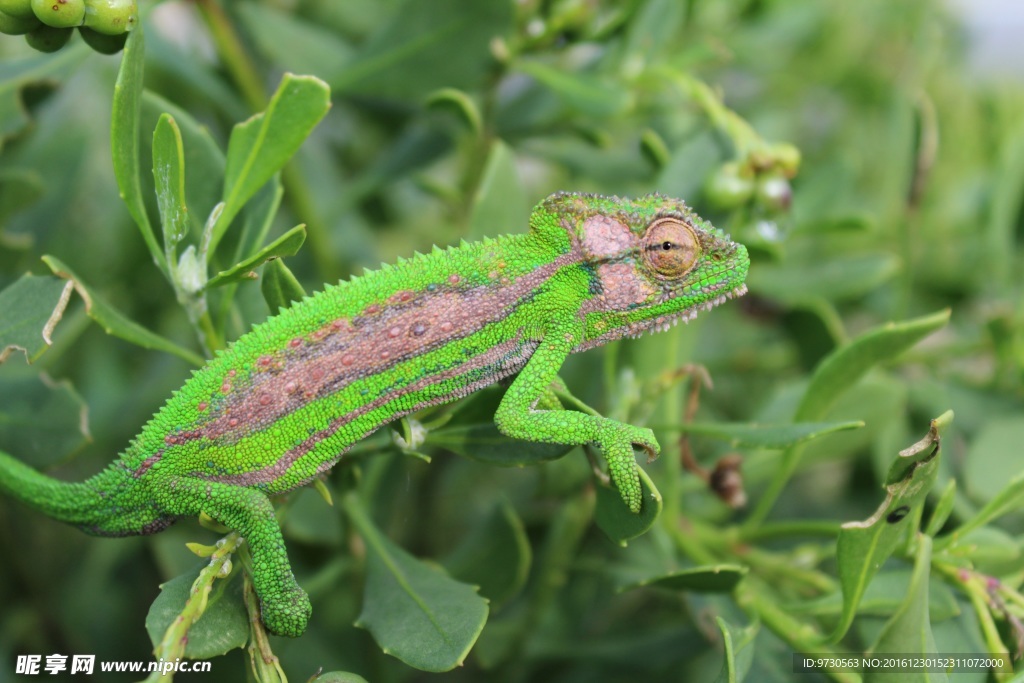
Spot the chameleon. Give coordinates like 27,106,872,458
0,192,749,637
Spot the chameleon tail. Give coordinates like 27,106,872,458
0,449,171,537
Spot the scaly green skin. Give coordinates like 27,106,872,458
0,192,748,637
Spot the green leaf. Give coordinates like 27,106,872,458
260,257,307,313
0,168,43,225
331,0,512,101
748,253,900,306
712,617,758,683
0,274,72,364
41,255,204,367
620,564,748,593
144,562,248,660
829,413,947,643
206,224,306,289
312,674,369,683
790,569,960,621
152,114,188,253
235,2,352,83
864,535,947,683
941,469,1024,549
467,139,530,240
425,88,483,137
142,91,226,238
748,310,950,528
956,526,1022,576
924,479,956,537
214,74,331,255
345,494,488,673
0,365,90,468
429,421,574,465
963,417,1024,505
111,25,165,273
672,420,864,449
0,44,88,148
442,499,531,606
797,312,950,421
594,465,661,545
515,61,633,118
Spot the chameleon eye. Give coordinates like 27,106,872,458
641,218,700,277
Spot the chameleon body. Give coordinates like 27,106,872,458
0,192,748,637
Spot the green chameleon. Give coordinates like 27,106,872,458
0,192,748,637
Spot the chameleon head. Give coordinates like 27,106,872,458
547,192,750,349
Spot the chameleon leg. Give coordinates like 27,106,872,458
494,325,658,512
153,476,311,637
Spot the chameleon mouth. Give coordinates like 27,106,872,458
627,284,748,339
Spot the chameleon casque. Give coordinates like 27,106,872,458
0,192,749,637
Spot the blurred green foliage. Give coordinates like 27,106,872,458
0,0,1023,681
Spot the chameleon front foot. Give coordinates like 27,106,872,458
259,584,312,637
601,426,659,513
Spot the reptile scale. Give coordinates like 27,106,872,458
0,192,749,636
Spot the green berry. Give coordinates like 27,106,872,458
705,162,755,209
754,173,792,212
82,0,134,35
770,142,801,177
24,22,71,51
0,0,33,19
31,0,84,28
78,24,125,53
0,7,40,33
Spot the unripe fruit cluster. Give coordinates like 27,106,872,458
0,0,136,54
704,143,801,213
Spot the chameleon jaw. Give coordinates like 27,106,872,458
627,283,748,339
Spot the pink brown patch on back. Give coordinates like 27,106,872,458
581,215,635,260
198,251,581,444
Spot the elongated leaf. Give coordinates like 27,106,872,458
145,562,248,659
595,465,661,545
672,420,864,449
0,367,90,468
963,417,1024,504
797,311,950,421
442,499,530,606
923,479,956,537
942,469,1024,547
206,225,306,289
790,569,959,621
829,413,948,643
345,495,488,672
864,535,947,683
111,25,165,272
426,88,483,136
152,114,188,253
41,256,204,367
260,258,307,313
748,310,950,528
0,274,72,364
621,564,748,593
467,139,529,240
712,617,758,683
142,91,226,238
748,253,900,306
331,0,512,101
0,168,43,225
312,674,369,683
429,422,574,465
516,61,633,118
0,44,88,147
214,74,330,254
235,2,352,82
